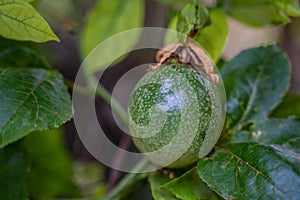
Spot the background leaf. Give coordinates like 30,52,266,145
24,129,75,198
0,0,59,42
0,68,73,148
0,46,51,69
0,142,29,200
276,0,300,16
271,92,300,118
73,161,105,197
233,117,300,148
221,45,290,132
220,0,300,26
164,167,221,200
148,173,179,200
195,9,228,62
197,143,300,200
80,0,143,72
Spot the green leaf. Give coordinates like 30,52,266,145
195,9,228,62
0,68,73,148
164,167,222,200
24,129,74,198
221,45,290,132
220,0,300,26
0,0,59,42
197,143,300,200
80,0,143,72
271,92,300,118
233,117,300,148
0,142,30,200
148,173,179,200
165,9,228,62
0,46,51,69
176,3,210,43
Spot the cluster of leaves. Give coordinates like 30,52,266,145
136,1,300,200
100,1,300,200
0,0,143,198
111,45,300,200
0,0,75,198
1,0,300,200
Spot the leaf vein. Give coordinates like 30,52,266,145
0,10,55,38
0,70,51,132
31,91,39,121
233,49,273,130
223,147,287,196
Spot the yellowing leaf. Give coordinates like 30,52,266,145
0,0,59,42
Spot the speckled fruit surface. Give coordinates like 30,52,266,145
128,64,225,168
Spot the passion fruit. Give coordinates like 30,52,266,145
128,63,225,168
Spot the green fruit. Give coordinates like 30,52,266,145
128,64,225,168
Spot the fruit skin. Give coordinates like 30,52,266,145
128,64,225,168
